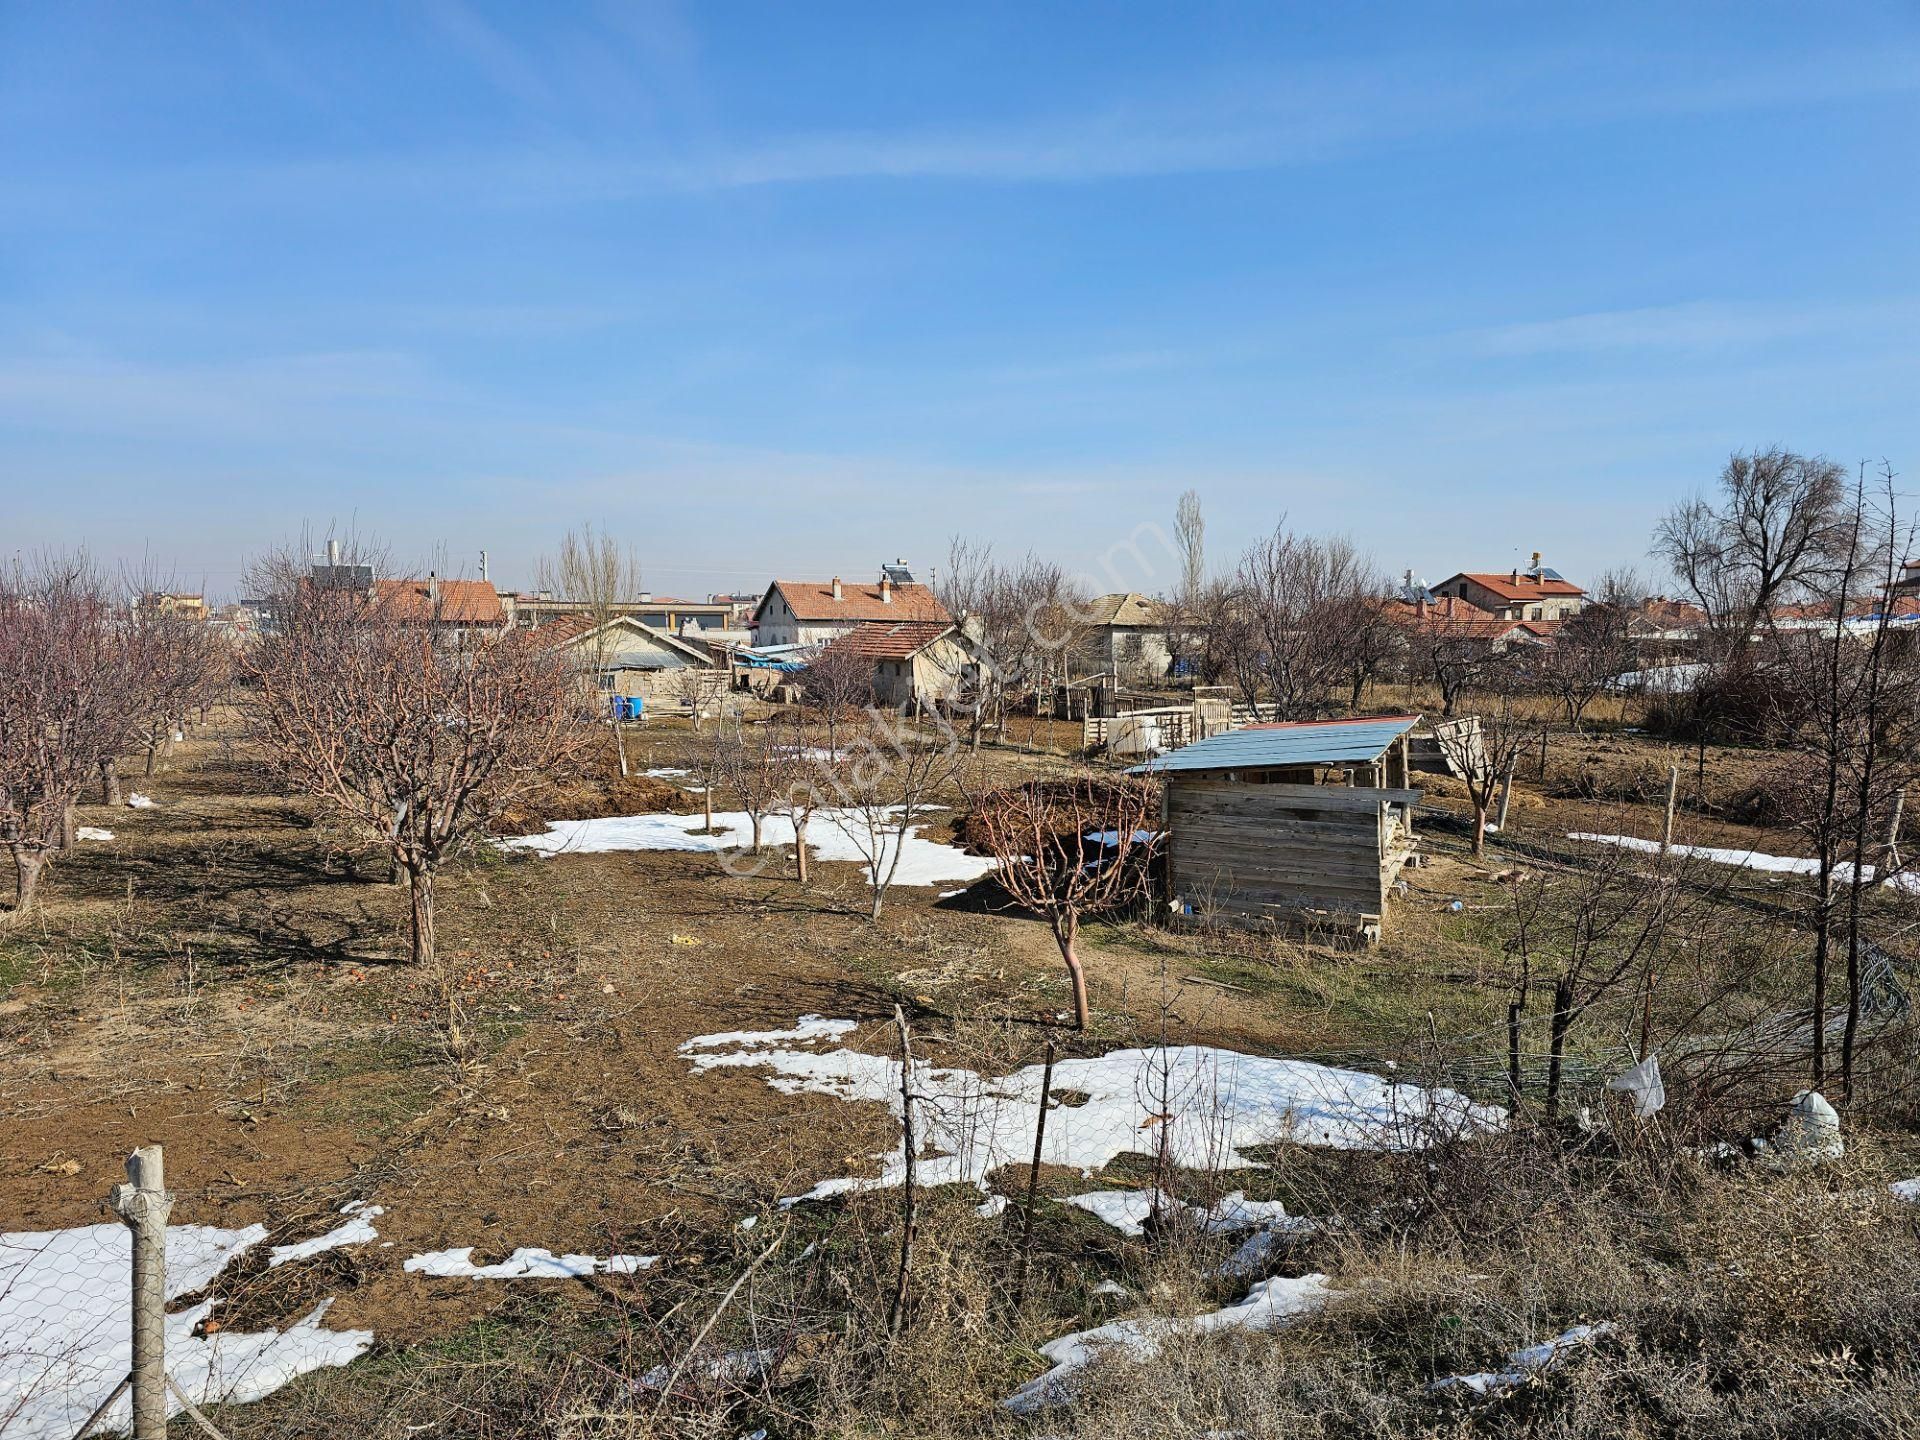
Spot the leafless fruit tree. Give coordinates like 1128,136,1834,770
1233,522,1383,720
1534,568,1643,732
241,550,586,965
824,725,958,919
0,555,133,914
970,773,1161,1029
1436,685,1540,858
797,642,875,754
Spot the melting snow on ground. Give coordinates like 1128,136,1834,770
267,1201,383,1268
1002,1273,1340,1412
1568,833,1920,893
0,1222,371,1440
74,827,113,842
403,1247,657,1279
679,1017,1504,1206
501,807,998,886
1891,1177,1920,1203
1431,1322,1615,1396
126,792,157,808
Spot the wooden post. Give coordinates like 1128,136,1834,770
1013,1039,1057,1311
1661,765,1680,856
887,1006,916,1338
1886,789,1906,869
1494,752,1518,834
110,1145,173,1440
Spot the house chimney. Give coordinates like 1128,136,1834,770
1416,593,1428,618
326,538,339,567
880,574,893,604
428,571,439,609
479,549,489,582
1511,565,1521,584
831,577,843,602
1530,551,1542,572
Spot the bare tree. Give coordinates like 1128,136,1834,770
1235,524,1382,720
0,555,132,914
1400,597,1505,717
1535,567,1643,731
1653,448,1850,649
797,642,876,754
537,523,643,774
824,723,957,920
241,546,587,966
1435,685,1540,858
938,541,1088,749
1163,490,1207,678
668,665,729,730
970,774,1160,1029
712,719,786,855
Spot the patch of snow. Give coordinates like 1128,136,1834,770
1065,1189,1166,1236
679,1020,1504,1206
1567,833,1920,893
680,1014,859,1053
0,1222,369,1440
1091,1279,1130,1298
403,1247,657,1279
642,768,691,778
74,827,113,841
1890,1177,1920,1203
268,1201,384,1268
1431,1322,1614,1396
502,807,997,886
976,1194,1009,1218
126,792,157,809
1003,1274,1339,1412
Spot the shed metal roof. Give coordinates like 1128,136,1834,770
1130,714,1421,775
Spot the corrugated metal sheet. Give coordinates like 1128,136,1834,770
1130,714,1421,774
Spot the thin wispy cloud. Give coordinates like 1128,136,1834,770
1447,298,1920,359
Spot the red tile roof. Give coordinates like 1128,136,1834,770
373,578,505,626
822,620,954,659
767,579,950,625
1446,572,1587,602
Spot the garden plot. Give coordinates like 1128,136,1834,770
501,806,998,886
678,1018,1504,1205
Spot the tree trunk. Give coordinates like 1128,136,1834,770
9,847,45,915
144,729,159,776
1471,805,1488,858
1055,913,1090,1030
795,816,809,884
100,756,122,808
1545,981,1574,1117
611,714,630,776
407,866,436,966
61,804,75,851
1506,998,1525,1106
750,815,763,854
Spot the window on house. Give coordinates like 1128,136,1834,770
1530,605,1542,620
597,672,616,691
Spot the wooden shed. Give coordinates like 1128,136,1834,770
1133,714,1424,936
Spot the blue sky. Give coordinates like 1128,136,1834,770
3,2,1916,599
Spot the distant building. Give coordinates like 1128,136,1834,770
542,615,724,710
1431,554,1586,623
371,576,506,632
138,592,209,622
507,593,738,634
1079,593,1171,682
751,566,950,649
819,619,988,710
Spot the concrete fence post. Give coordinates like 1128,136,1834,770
1661,765,1680,856
110,1144,173,1440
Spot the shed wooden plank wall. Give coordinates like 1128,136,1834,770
1166,779,1388,920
